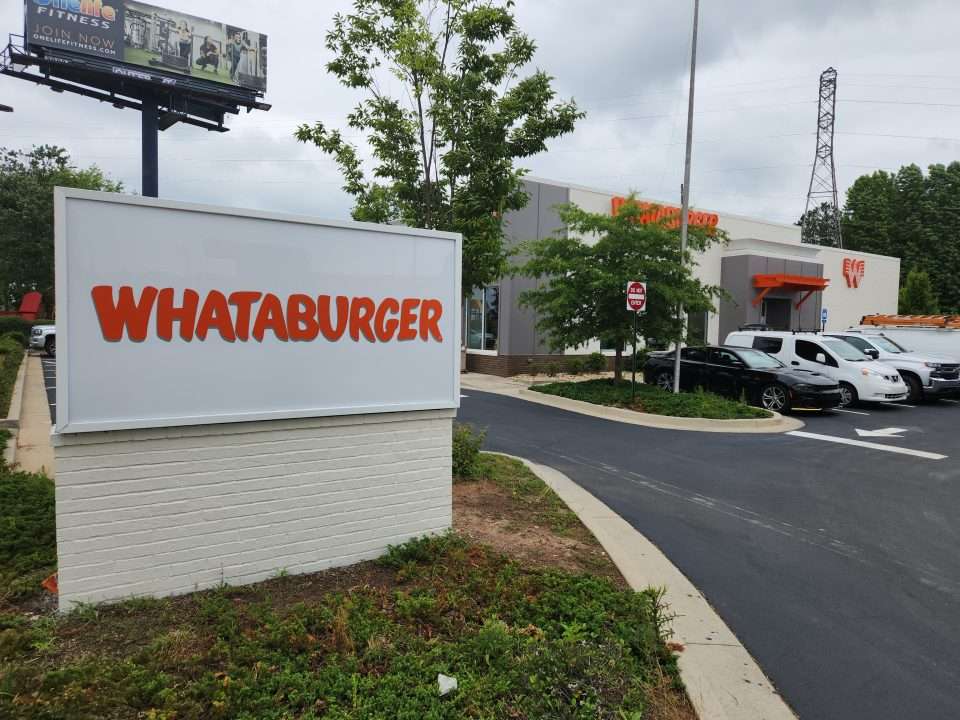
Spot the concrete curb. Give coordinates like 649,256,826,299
1,352,28,430
502,453,797,720
461,374,804,434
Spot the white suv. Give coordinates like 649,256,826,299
725,331,908,407
825,331,960,402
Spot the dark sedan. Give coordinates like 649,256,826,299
644,345,842,413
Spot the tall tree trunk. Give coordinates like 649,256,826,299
614,347,623,384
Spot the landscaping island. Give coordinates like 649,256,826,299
531,378,772,420
0,432,694,719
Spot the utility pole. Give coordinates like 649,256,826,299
672,0,699,394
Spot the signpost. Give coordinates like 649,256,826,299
821,307,829,332
626,281,647,402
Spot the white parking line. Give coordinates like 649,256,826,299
897,404,918,409
832,408,870,416
941,399,959,404
786,431,947,461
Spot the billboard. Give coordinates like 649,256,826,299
54,189,462,433
25,0,267,93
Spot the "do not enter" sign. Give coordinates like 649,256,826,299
626,281,647,313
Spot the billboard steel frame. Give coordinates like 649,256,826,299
1,33,270,197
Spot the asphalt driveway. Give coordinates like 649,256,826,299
458,390,960,720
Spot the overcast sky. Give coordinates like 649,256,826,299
2,0,958,225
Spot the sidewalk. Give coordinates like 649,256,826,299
509,454,797,720
16,354,55,476
461,372,803,434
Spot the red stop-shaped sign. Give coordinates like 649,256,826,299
626,281,647,312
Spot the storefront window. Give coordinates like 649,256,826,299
466,286,499,351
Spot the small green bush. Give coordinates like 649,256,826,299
453,422,484,479
0,336,25,418
0,332,25,349
546,362,559,377
565,357,585,375
585,352,607,373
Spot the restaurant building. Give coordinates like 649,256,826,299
465,178,901,376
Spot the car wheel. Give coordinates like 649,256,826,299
838,382,858,408
759,383,790,413
655,370,674,392
902,374,922,403
44,336,55,358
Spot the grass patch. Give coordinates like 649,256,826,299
531,379,771,420
0,334,25,418
472,453,581,535
0,449,692,719
0,533,685,719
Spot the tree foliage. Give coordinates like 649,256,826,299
842,162,960,312
296,0,583,296
899,269,939,315
515,199,727,380
0,146,121,311
797,201,842,247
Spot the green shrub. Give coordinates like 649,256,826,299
0,332,25,349
565,357,585,375
453,422,484,479
546,362,559,377
0,336,25,418
0,318,51,346
585,352,607,373
0,467,57,603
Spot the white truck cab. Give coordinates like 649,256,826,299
30,324,55,357
725,330,908,407
826,331,960,402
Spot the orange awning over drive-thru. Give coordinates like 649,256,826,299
752,274,830,309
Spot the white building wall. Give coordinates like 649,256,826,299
54,410,454,610
818,247,900,331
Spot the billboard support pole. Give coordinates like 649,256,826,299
141,94,159,198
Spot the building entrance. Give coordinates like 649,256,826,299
764,298,792,330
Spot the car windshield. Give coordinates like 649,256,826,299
734,348,784,369
871,336,906,353
822,338,868,361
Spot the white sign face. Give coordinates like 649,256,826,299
54,189,461,433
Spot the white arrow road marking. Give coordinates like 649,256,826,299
787,431,946,461
855,427,908,438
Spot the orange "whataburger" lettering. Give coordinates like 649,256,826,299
91,286,445,344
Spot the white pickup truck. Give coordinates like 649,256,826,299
827,330,960,401
29,324,55,357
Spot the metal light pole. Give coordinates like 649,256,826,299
672,0,700,394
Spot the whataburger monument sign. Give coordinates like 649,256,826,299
53,189,461,608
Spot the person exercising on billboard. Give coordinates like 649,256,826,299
196,36,219,72
177,21,193,62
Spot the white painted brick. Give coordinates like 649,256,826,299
55,410,454,609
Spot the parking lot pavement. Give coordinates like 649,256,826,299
458,390,960,720
40,355,55,424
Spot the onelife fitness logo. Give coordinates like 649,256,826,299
90,286,445,344
843,258,865,289
29,0,123,60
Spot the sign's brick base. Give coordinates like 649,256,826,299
53,410,454,610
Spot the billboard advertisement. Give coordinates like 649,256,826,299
25,0,267,92
54,189,462,433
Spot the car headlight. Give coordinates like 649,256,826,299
861,368,883,378
31,328,42,336
925,362,943,369
792,384,814,391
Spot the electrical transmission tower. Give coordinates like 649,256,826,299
802,67,843,248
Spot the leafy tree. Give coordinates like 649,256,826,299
295,0,583,296
841,170,896,256
0,146,121,312
842,161,960,312
515,199,726,381
898,269,939,315
798,201,842,247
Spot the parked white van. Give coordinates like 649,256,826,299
725,331,908,407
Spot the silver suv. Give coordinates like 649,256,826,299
826,331,960,402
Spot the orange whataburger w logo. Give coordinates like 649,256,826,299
842,259,865,289
91,286,444,343
611,196,720,231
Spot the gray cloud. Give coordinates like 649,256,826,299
2,0,958,226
